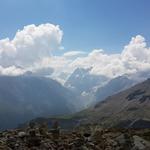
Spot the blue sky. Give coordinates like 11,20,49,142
0,0,150,54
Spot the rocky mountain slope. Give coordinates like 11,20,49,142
77,78,150,128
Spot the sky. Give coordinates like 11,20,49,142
0,0,150,82
0,0,150,53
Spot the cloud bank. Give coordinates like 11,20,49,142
70,35,148,76
0,23,150,81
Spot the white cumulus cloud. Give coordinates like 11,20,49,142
63,51,86,58
0,23,63,67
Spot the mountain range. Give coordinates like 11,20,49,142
65,67,109,95
74,78,150,128
0,68,150,130
29,78,150,129
95,75,136,102
0,75,79,129
65,68,137,107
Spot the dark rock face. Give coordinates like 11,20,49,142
139,95,150,103
126,89,150,103
126,89,146,101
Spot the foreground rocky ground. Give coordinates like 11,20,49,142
0,122,150,150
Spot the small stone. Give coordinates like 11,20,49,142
18,131,26,138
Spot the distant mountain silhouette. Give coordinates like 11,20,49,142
65,67,108,94
0,75,77,129
95,75,135,102
65,68,109,107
